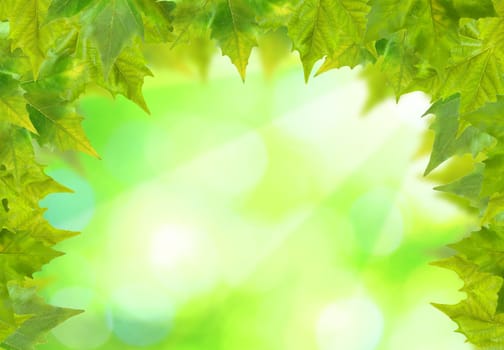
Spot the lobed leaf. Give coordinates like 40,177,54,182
211,0,258,81
84,0,144,77
288,0,369,81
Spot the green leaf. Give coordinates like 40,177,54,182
455,0,496,18
481,153,504,197
1,282,82,350
84,0,144,76
5,0,504,347
0,2,13,21
0,229,62,282
133,0,175,43
424,96,494,174
211,0,257,81
316,42,375,74
462,98,504,140
450,226,504,275
433,255,504,348
24,91,98,157
47,0,95,21
0,75,35,133
102,42,153,113
7,0,51,76
377,32,419,97
438,18,504,114
482,193,504,224
0,123,68,199
170,0,212,47
29,54,88,102
365,0,415,40
254,0,295,31
288,0,370,81
434,163,484,207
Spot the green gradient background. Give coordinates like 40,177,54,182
36,63,473,350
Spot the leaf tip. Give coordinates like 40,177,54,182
237,66,247,83
303,67,312,84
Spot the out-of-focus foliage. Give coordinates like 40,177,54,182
38,69,471,350
2,0,504,347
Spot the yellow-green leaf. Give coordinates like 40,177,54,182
211,0,257,81
8,0,51,76
0,75,35,133
288,0,370,81
25,92,98,157
85,0,144,77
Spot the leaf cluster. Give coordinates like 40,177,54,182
3,0,504,348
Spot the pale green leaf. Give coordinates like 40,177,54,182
1,282,81,350
424,96,494,174
0,75,35,133
463,97,504,140
434,163,484,207
85,0,144,76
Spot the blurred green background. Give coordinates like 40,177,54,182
36,56,475,350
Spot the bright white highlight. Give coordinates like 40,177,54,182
316,295,384,350
394,92,431,129
150,225,197,269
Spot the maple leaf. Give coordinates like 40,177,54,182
424,96,494,175
288,0,369,81
5,0,504,347
211,0,257,81
101,42,153,113
434,163,484,208
7,0,51,76
84,0,144,77
0,124,68,199
170,0,212,47
25,94,98,157
450,226,504,275
133,0,176,43
46,0,95,21
0,75,36,133
376,31,419,97
433,255,504,349
0,229,62,282
462,97,504,140
0,282,81,350
437,18,504,113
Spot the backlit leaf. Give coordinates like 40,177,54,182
84,0,144,76
211,0,257,81
288,0,369,81
0,75,35,133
